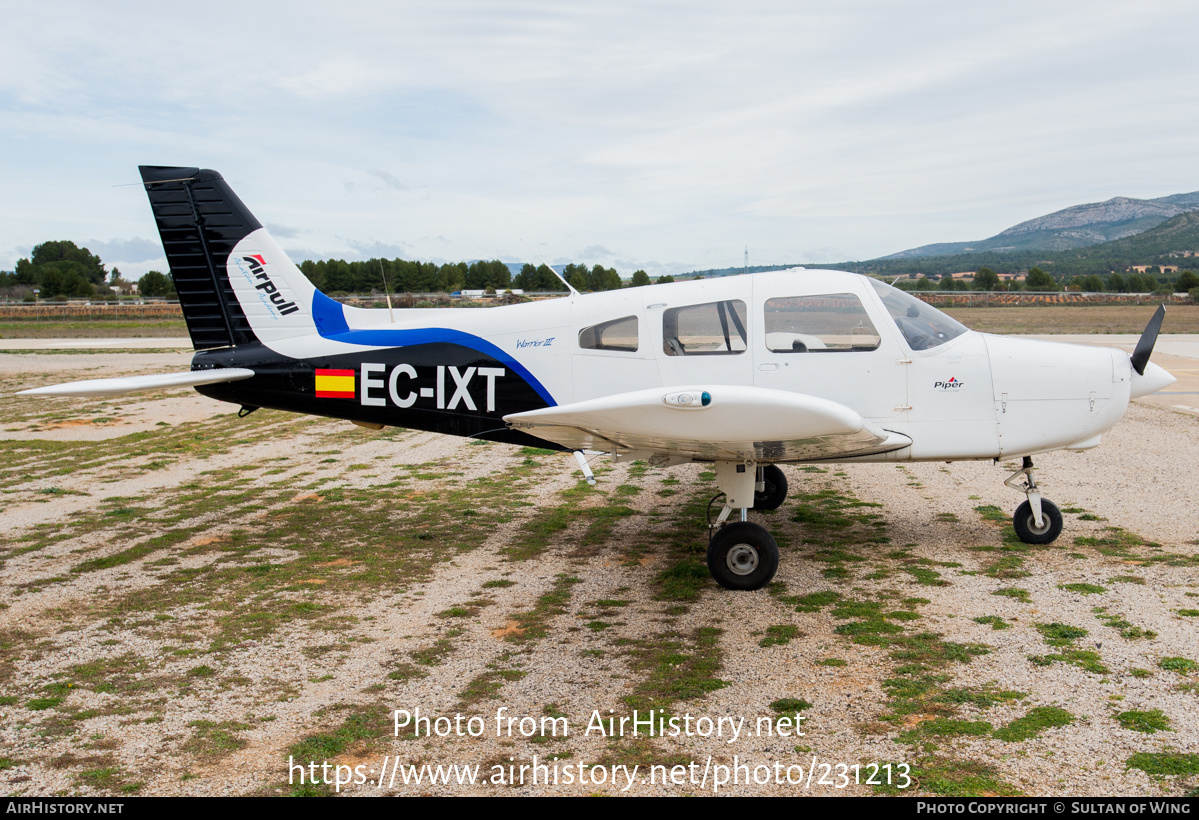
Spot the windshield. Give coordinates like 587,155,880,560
867,278,969,351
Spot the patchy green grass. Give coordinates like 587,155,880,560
1126,753,1199,777
1159,657,1198,675
1058,583,1106,595
504,575,581,643
655,560,709,602
935,686,1025,710
877,758,1021,796
1092,607,1157,640
992,707,1074,742
972,616,1010,630
184,720,250,758
285,711,381,795
758,625,800,648
1114,709,1172,734
457,666,527,707
973,505,1008,523
622,627,729,714
993,588,1031,603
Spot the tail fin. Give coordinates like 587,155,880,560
140,166,323,349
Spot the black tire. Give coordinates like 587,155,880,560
707,522,780,591
1012,499,1063,545
754,464,788,511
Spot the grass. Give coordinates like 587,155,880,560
876,757,1021,796
1158,657,1198,675
1114,709,1172,733
1059,583,1106,595
185,720,250,757
1092,606,1157,640
972,616,1010,630
504,575,580,643
758,624,800,647
622,627,729,713
1027,622,1108,674
1126,753,1199,777
1035,622,1088,646
285,711,380,795
992,707,1074,742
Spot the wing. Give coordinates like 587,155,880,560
16,369,255,397
504,385,911,462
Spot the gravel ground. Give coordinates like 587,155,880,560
1,348,1197,798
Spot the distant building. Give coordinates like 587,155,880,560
1129,265,1178,274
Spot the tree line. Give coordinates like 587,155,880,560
8,240,1193,302
1,241,671,300
890,266,1199,294
297,258,663,294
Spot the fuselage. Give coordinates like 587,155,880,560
193,269,1160,463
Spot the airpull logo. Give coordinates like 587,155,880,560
242,255,300,316
934,377,964,390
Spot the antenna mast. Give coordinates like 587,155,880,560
379,259,396,323
520,238,580,297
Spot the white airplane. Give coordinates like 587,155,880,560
21,167,1177,590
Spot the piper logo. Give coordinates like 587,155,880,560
934,377,964,390
238,255,300,316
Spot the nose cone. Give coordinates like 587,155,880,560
1130,360,1176,399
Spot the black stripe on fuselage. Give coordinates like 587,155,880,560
191,342,560,448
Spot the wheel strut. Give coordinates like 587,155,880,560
1004,456,1044,529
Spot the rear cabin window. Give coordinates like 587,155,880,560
663,300,748,356
579,315,639,352
764,294,881,352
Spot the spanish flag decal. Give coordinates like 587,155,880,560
315,368,355,399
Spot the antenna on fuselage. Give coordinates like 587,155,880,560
520,238,580,297
378,259,396,323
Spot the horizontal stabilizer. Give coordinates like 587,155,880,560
17,368,255,398
504,385,912,462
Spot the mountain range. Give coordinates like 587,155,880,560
883,191,1199,259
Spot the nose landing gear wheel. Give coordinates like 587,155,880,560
754,464,789,511
707,522,779,590
1012,499,1063,544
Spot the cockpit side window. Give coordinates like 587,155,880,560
579,315,639,352
663,300,748,356
764,294,881,352
867,277,969,351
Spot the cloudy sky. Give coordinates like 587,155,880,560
3,1,1198,278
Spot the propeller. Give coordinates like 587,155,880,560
1130,304,1166,376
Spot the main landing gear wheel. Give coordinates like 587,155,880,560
1013,499,1063,545
754,464,788,511
707,522,779,591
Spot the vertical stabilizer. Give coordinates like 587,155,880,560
140,166,323,349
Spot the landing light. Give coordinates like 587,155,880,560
664,391,712,409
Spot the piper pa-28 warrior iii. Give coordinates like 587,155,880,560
22,167,1177,590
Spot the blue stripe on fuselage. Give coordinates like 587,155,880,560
310,290,557,406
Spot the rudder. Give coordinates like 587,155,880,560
140,166,322,349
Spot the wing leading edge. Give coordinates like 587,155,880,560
17,369,256,398
503,385,912,462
